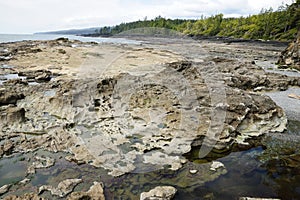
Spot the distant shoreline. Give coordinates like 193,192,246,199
81,33,289,47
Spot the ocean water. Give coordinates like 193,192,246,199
0,34,140,44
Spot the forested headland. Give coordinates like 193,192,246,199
89,0,299,41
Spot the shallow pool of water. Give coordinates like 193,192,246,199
0,73,26,85
0,73,41,85
0,154,28,186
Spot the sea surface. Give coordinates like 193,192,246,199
0,33,140,44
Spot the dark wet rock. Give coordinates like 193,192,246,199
18,70,52,82
56,37,70,43
67,181,105,200
0,89,25,106
0,106,26,130
140,186,177,200
278,31,300,70
35,73,51,82
58,49,67,54
6,107,26,123
260,131,300,165
216,59,300,91
3,79,28,86
1,140,14,156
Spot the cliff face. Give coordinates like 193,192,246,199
278,30,300,70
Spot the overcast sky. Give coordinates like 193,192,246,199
0,0,294,34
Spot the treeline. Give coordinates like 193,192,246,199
93,17,193,36
91,0,299,41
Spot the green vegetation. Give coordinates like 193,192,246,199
91,0,299,41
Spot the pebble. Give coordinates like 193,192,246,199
210,161,225,171
189,169,198,174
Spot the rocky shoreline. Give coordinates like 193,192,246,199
0,36,300,199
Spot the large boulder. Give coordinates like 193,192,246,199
278,31,300,70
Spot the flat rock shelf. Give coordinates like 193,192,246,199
0,37,299,200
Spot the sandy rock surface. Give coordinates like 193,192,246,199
0,37,299,199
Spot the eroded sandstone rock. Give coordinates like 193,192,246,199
39,178,82,197
0,38,294,183
0,140,14,157
0,62,287,177
140,186,177,200
3,193,45,200
67,181,105,200
0,89,25,106
278,31,300,70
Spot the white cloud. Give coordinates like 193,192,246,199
0,0,295,34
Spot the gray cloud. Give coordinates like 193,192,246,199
0,0,294,34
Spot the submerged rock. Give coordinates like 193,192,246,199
68,181,105,200
140,186,177,200
39,178,82,197
27,156,55,174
